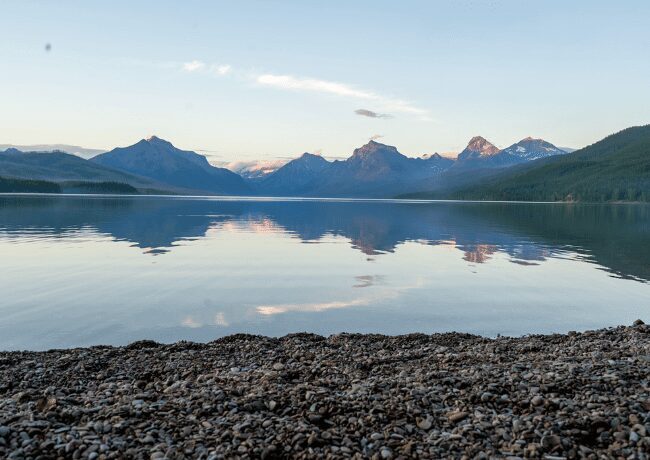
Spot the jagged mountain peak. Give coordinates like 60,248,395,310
351,140,404,160
258,150,331,195
299,152,325,160
468,135,488,144
457,136,499,161
265,151,330,174
140,135,175,149
465,136,499,154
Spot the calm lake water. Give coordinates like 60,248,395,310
0,195,648,350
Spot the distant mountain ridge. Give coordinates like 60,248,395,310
251,140,456,197
256,136,562,197
401,125,650,202
451,136,567,171
0,144,106,159
91,136,251,195
0,134,568,197
0,150,157,186
6,128,639,201
258,153,330,195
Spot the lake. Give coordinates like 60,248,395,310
0,194,648,350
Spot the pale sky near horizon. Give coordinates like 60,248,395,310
1,0,649,162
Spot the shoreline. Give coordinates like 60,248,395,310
1,323,648,458
2,192,649,205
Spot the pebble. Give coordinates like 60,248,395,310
0,322,648,458
448,411,469,423
531,395,544,407
417,417,432,430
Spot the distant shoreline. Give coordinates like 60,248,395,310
1,322,648,458
1,191,649,205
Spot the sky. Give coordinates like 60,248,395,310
1,0,649,162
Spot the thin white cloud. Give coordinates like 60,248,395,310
257,74,377,99
183,60,206,72
212,64,232,76
180,65,430,119
256,74,429,118
183,61,231,76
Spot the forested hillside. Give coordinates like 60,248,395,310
402,125,650,202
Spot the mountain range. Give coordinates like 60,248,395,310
403,125,650,202
245,136,562,197
1,125,647,201
450,136,567,170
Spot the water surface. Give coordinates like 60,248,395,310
0,195,648,350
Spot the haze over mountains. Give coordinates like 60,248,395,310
0,144,106,159
1,125,648,201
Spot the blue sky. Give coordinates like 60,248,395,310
1,0,649,162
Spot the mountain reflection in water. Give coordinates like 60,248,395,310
0,195,649,350
0,195,648,282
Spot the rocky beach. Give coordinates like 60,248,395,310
0,322,648,459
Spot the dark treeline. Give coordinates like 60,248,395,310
62,181,139,194
0,176,61,193
0,178,139,195
448,177,649,202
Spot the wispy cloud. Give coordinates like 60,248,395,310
257,74,376,99
211,64,232,76
183,60,206,72
355,109,393,119
180,65,431,120
183,60,231,76
256,74,429,118
370,134,384,141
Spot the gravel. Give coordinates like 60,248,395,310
1,321,649,459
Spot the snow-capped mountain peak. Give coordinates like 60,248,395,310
501,137,566,161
